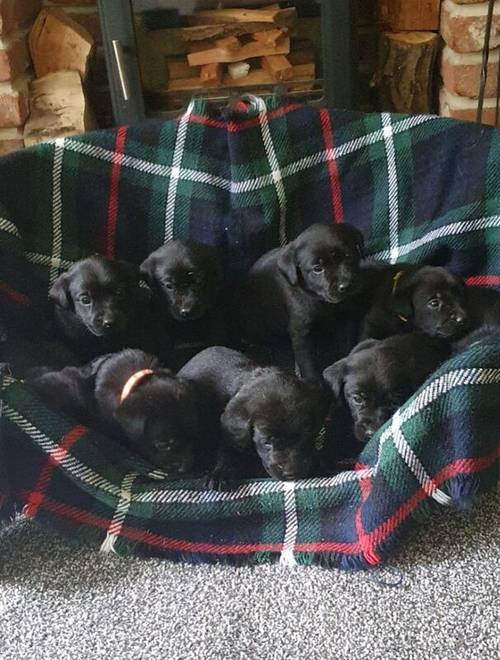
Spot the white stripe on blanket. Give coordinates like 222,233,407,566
3,366,499,507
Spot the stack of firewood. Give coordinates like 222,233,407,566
24,8,96,146
164,5,316,100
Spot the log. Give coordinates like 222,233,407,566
29,8,94,81
251,28,286,45
288,47,315,66
378,0,441,31
214,36,241,51
167,62,315,92
261,55,293,81
200,62,223,85
167,58,199,81
24,70,96,146
181,22,282,42
187,36,290,66
376,31,440,113
187,7,297,27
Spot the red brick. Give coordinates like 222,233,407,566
441,0,500,53
0,30,30,82
441,46,499,98
440,87,499,126
0,0,42,35
0,76,30,128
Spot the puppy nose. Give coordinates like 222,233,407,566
452,310,467,325
362,424,376,438
102,316,116,328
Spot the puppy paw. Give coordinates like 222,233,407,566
204,470,233,491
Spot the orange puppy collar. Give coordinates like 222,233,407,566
120,369,154,403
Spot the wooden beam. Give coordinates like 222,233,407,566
187,36,290,66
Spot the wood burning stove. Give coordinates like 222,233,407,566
97,1,355,125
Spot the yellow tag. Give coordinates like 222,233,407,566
392,270,405,296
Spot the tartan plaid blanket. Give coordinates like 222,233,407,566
0,97,499,570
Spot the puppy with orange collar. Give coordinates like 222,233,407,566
29,349,201,475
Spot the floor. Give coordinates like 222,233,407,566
0,489,499,660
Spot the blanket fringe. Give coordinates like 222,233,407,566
448,474,480,510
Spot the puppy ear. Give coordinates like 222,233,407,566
392,271,415,322
345,225,365,259
278,243,299,286
350,338,380,355
220,395,253,450
139,252,158,286
49,272,71,309
114,398,147,441
322,358,348,400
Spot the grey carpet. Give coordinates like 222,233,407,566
1,490,499,660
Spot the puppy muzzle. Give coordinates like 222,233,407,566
170,301,207,321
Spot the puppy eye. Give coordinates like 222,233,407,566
79,295,91,305
427,298,441,309
312,265,324,274
351,393,365,405
187,271,195,277
163,282,174,291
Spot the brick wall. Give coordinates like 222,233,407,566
440,0,500,125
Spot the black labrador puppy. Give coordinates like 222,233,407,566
140,240,225,363
29,349,200,475
360,265,468,341
323,333,449,444
241,223,365,381
179,346,326,487
49,255,154,363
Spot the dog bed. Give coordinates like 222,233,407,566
0,97,499,570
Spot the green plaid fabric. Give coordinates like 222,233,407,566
0,97,499,569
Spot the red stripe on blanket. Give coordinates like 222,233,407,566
0,281,30,306
319,109,344,223
466,276,500,287
30,495,360,555
187,103,301,133
366,447,500,549
23,426,87,518
22,448,498,558
105,126,128,258
355,473,381,566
